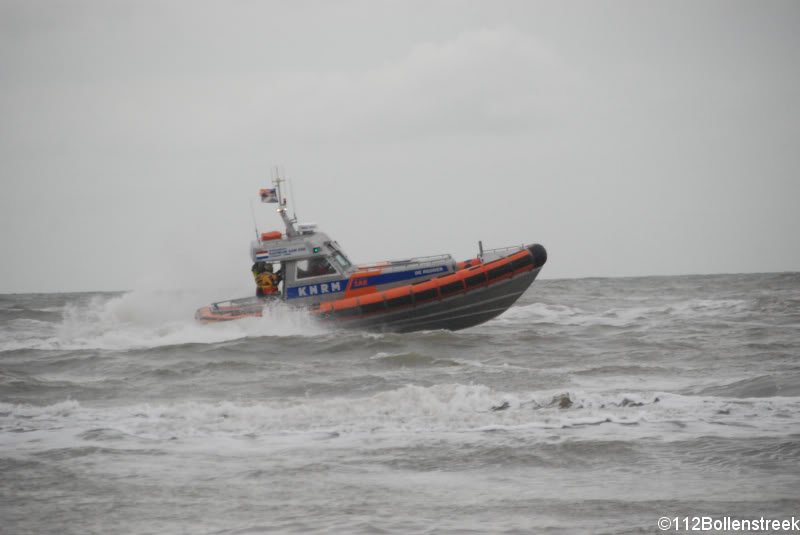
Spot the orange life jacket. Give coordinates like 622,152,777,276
254,272,278,294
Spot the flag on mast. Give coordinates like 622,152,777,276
259,188,278,203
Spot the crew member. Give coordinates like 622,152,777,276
252,262,279,297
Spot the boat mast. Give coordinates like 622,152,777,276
272,168,298,237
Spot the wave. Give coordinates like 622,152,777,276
368,351,461,368
3,384,798,444
497,302,658,328
573,365,674,377
0,290,332,352
496,298,752,328
696,374,800,398
670,436,800,472
0,370,86,396
0,308,62,323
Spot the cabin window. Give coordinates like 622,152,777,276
327,243,352,269
296,258,337,279
332,252,351,269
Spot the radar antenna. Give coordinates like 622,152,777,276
271,167,299,237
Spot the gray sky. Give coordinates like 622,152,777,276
2,0,799,293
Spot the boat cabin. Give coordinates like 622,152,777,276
251,223,457,306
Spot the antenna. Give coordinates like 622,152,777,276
250,200,260,240
271,165,299,237
288,174,298,222
272,166,284,210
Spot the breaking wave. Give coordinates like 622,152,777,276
0,290,330,352
3,384,798,445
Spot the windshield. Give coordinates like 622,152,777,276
296,258,338,279
328,242,352,269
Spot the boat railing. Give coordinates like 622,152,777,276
357,253,454,273
480,244,526,262
211,296,269,311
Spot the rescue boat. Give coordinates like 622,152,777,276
195,178,547,332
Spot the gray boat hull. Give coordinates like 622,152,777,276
326,265,542,333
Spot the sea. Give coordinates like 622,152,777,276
1,273,799,534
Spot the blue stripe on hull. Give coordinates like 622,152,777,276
350,265,448,289
285,280,348,299
284,265,449,300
